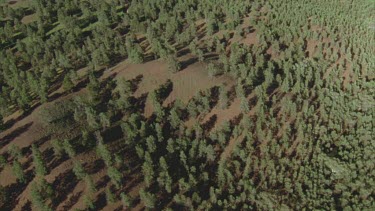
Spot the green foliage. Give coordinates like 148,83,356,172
166,54,181,73
142,152,154,187
8,144,22,160
139,188,156,209
38,100,76,132
128,45,144,64
169,107,182,129
207,63,223,78
30,179,53,211
120,193,133,208
105,187,116,204
84,175,97,194
62,74,74,92
96,139,113,166
12,160,25,184
218,85,229,109
157,157,172,193
0,155,6,169
107,166,122,189
83,194,95,210
50,139,64,157
72,161,86,180
31,144,47,176
63,139,76,158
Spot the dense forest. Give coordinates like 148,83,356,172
0,0,374,210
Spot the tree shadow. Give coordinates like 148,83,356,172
48,77,89,102
227,85,237,106
129,74,144,93
154,185,180,211
202,114,217,134
134,93,148,114
21,200,32,211
45,149,70,171
203,53,219,61
102,125,123,144
85,159,105,175
0,122,33,148
22,156,34,172
176,48,190,57
123,176,142,194
180,57,198,70
231,114,244,127
209,86,220,109
33,135,51,147
143,54,155,63
52,169,79,208
114,205,125,211
3,173,33,211
157,80,173,103
60,191,83,211
3,102,39,131
93,191,107,211
96,175,110,190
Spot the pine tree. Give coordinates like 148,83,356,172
63,139,76,158
30,182,49,211
240,97,250,114
107,166,122,189
12,160,26,183
167,54,181,73
99,112,111,129
139,188,156,209
50,139,64,157
153,100,165,121
120,192,133,208
31,144,47,176
72,161,86,180
128,45,144,64
0,155,6,168
218,86,229,109
83,194,95,210
62,74,74,92
106,187,116,204
142,152,154,187
96,141,113,166
84,175,97,194
8,144,22,160
207,63,222,78
157,157,172,193
38,77,49,103
87,72,101,103
85,107,99,129
169,108,181,129
146,136,157,153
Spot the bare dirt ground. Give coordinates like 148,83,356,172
108,57,234,117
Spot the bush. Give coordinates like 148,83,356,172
38,99,76,133
38,99,75,125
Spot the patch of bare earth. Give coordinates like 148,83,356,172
21,14,36,24
110,58,234,118
241,31,258,46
